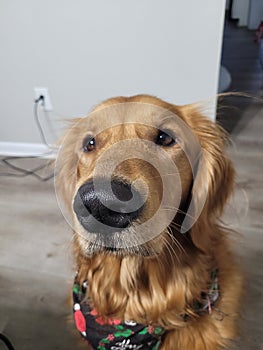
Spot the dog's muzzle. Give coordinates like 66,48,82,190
73,179,144,234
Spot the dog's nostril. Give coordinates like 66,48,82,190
111,181,133,202
73,179,144,233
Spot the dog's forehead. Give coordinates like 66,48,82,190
79,102,184,136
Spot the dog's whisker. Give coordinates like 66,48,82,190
162,206,196,220
162,233,181,265
166,228,186,256
169,221,190,235
166,226,187,255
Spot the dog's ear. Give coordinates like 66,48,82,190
178,103,235,252
55,119,82,213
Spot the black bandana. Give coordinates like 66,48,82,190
73,277,165,349
72,270,220,349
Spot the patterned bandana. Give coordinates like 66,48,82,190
73,270,220,350
73,277,165,350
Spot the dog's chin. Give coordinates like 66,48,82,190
74,227,159,258
84,244,152,257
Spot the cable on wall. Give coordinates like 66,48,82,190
0,96,56,181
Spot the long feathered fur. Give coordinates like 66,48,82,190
56,95,243,350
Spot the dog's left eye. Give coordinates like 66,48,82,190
155,130,177,147
82,136,96,152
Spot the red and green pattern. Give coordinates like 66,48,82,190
73,277,165,349
97,324,163,349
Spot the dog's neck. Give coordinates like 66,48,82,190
75,240,214,329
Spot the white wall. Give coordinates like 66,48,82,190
232,0,250,27
232,0,263,30
0,1,226,152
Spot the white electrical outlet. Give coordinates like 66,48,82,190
34,87,53,111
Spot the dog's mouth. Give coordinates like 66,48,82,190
73,178,145,236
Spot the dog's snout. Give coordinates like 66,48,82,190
73,179,144,233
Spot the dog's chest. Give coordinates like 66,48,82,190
73,278,165,349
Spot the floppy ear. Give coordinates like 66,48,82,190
55,118,82,213
179,103,235,252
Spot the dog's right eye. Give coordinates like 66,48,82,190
155,130,177,147
82,136,96,152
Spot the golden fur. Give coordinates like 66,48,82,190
57,95,243,349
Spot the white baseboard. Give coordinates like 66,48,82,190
0,142,57,158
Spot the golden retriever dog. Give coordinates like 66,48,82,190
56,95,243,350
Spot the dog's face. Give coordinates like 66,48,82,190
56,95,234,257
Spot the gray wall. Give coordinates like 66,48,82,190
248,0,263,30
0,1,226,153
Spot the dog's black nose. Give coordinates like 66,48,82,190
73,179,144,233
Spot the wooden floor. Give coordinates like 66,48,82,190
216,16,263,133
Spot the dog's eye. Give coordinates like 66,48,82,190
155,130,177,147
82,136,96,152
